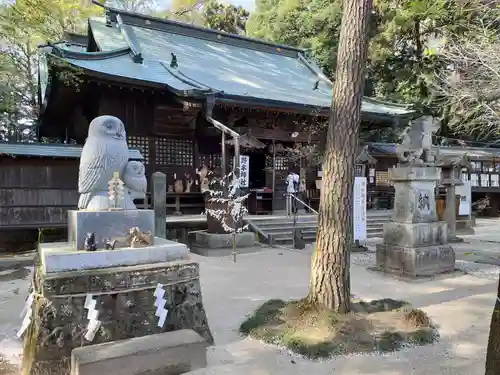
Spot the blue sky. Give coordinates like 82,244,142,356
157,0,255,11
226,0,255,10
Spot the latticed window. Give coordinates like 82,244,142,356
155,138,193,166
127,136,150,164
266,156,288,171
197,153,221,169
355,164,363,177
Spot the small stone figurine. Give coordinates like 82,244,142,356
84,232,97,251
184,172,194,193
104,239,118,250
128,227,153,248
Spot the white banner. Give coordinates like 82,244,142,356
456,181,472,216
353,177,367,243
239,155,250,188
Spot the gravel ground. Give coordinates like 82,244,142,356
0,244,497,375
191,247,498,375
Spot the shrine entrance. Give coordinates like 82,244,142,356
247,152,266,189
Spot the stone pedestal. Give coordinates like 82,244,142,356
376,166,455,277
68,209,155,250
22,208,213,375
39,238,189,273
190,232,256,257
457,215,475,235
23,260,213,375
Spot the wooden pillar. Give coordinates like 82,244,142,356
445,183,458,241
151,171,167,239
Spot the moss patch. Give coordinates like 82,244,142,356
239,298,438,359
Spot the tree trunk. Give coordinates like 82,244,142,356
308,0,373,313
485,273,500,375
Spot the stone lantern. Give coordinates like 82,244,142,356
376,116,455,277
436,153,471,242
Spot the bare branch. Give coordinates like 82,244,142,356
431,19,500,139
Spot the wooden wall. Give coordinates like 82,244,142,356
92,84,208,190
0,157,79,229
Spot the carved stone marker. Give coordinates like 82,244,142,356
376,166,455,277
151,172,167,239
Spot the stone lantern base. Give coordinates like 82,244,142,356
375,166,456,277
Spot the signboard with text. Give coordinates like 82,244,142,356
353,177,367,243
239,155,250,188
456,181,472,216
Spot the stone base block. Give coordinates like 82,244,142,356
190,246,262,257
68,209,155,250
456,218,475,235
71,330,208,375
376,243,455,277
192,232,255,249
40,238,189,273
382,221,448,248
23,260,213,375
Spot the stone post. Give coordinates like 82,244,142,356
444,184,459,242
151,172,167,239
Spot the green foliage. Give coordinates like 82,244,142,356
246,0,342,77
246,0,500,139
0,0,102,141
163,0,249,34
368,0,469,107
202,0,249,34
430,4,500,140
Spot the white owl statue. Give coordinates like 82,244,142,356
78,115,129,210
122,160,148,209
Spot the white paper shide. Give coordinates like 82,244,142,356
154,283,169,328
84,294,101,342
17,291,35,338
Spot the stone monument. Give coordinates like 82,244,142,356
21,116,213,375
376,116,456,277
436,153,471,242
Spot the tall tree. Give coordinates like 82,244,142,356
109,0,157,13
308,0,373,312
0,0,101,140
163,0,249,34
486,275,500,375
246,0,342,77
429,5,500,372
202,0,249,34
432,4,500,140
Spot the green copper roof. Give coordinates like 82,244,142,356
45,11,414,118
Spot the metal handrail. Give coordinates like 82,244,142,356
286,193,319,215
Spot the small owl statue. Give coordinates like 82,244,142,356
122,160,147,209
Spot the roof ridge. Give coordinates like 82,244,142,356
50,43,130,61
93,1,306,55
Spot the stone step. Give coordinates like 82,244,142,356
263,226,383,237
271,230,384,246
247,212,389,247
